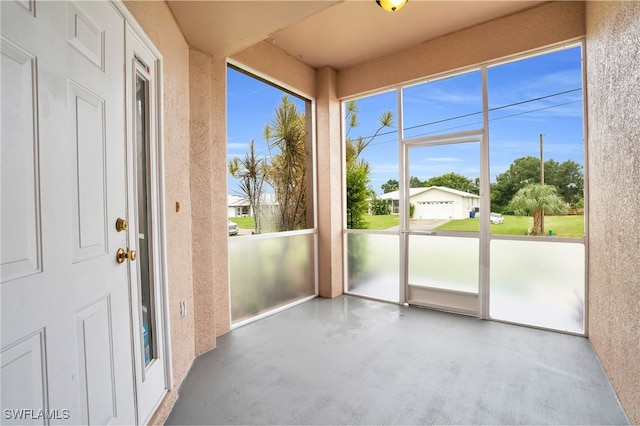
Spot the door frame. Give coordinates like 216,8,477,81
113,1,173,422
400,130,489,317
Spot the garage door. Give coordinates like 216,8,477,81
414,201,454,219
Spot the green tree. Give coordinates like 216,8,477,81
228,140,267,234
545,159,584,206
491,156,583,213
492,156,542,212
424,172,479,194
344,100,394,229
409,176,423,188
346,164,369,228
264,95,307,231
381,179,399,194
369,194,391,215
510,184,567,236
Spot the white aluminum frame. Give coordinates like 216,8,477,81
402,131,486,317
224,60,320,329
342,40,588,336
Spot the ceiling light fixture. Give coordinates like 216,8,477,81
376,0,408,12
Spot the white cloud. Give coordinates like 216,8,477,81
429,157,463,163
227,142,248,150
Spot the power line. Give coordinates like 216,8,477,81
355,87,582,142
487,87,581,112
399,100,581,141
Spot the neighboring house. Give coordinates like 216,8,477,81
227,193,279,218
379,186,479,219
228,195,250,217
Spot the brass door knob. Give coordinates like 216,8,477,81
116,248,137,264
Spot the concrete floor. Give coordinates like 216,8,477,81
165,296,629,425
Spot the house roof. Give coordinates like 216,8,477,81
228,193,279,207
228,195,249,207
379,187,427,200
378,186,479,201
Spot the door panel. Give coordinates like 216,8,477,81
0,37,41,282
405,140,482,315
408,235,478,293
75,297,117,425
1,2,136,424
69,81,108,262
0,331,47,422
408,285,478,314
67,1,104,69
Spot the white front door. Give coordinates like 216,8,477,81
1,1,136,424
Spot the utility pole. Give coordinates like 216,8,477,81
540,133,544,185
540,133,545,234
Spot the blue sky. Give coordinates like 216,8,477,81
227,68,307,196
227,45,584,196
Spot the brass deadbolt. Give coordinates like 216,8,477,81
116,218,128,232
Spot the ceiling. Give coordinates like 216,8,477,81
167,1,545,70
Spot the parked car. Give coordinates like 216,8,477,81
489,212,504,224
228,221,239,236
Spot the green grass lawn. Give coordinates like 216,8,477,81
234,214,583,237
436,215,584,237
365,214,399,230
229,217,254,229
229,214,399,233
233,215,400,231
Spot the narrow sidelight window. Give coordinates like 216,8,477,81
135,73,156,366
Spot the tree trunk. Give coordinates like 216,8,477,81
533,210,544,235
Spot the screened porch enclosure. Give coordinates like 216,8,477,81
345,44,586,335
225,43,585,333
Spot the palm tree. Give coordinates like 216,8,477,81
344,100,394,165
510,183,567,235
344,100,394,229
228,140,267,234
264,95,307,231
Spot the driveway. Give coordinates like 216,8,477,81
387,218,450,231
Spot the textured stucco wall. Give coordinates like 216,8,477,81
585,2,640,424
316,67,344,297
211,58,232,335
231,40,317,98
189,48,218,355
123,1,195,424
339,1,585,99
